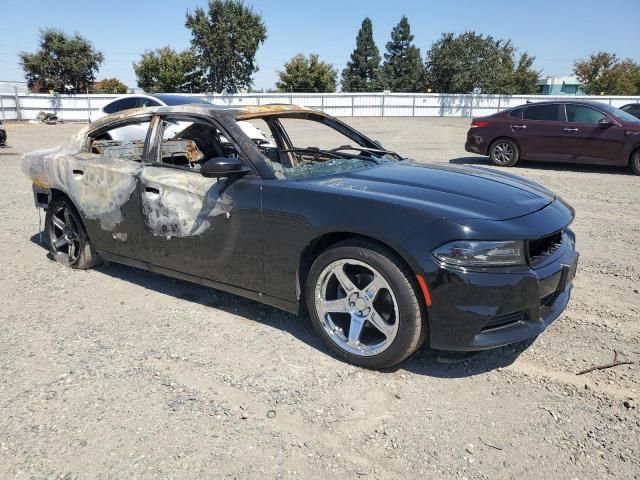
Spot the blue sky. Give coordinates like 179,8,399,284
1,0,639,90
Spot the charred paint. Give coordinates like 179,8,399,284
22,128,140,230
139,167,233,237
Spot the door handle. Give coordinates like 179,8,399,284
72,169,84,176
145,186,160,194
563,128,579,133
511,125,527,130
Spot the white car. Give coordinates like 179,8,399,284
91,94,273,147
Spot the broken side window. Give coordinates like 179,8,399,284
90,120,152,162
158,117,237,171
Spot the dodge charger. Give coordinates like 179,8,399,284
22,104,578,368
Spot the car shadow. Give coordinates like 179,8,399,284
0,145,14,155
29,232,325,353
28,232,535,378
450,156,632,175
400,337,535,378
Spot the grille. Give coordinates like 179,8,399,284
540,292,555,306
481,311,525,331
528,231,563,267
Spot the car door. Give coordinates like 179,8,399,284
562,104,626,164
135,114,265,292
512,103,568,161
76,115,155,260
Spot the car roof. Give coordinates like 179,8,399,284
89,103,318,130
511,99,614,109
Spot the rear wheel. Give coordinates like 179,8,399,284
306,240,426,369
45,198,100,269
489,138,520,167
631,149,640,176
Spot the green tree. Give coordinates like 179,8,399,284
96,78,128,94
574,52,640,95
185,0,267,93
511,53,540,94
379,16,424,92
425,32,538,94
341,18,381,92
19,28,104,93
276,54,337,92
133,47,205,93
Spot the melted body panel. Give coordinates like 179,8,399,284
139,166,230,237
22,129,141,231
136,167,263,291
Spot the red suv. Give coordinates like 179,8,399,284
465,100,640,175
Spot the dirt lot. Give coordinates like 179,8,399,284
1,118,639,480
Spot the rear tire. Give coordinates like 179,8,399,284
631,149,640,176
305,239,426,369
45,198,100,269
489,138,520,167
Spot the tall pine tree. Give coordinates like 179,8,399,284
380,16,424,92
341,18,381,92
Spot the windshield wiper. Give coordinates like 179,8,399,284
280,146,392,164
330,145,404,160
280,147,342,159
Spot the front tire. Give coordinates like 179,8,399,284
306,239,426,369
631,149,640,176
489,138,520,167
45,198,100,269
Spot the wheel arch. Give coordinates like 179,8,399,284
489,135,521,153
47,188,90,235
628,143,640,165
296,231,423,314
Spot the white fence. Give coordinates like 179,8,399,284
1,92,639,122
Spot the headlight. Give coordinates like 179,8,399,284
432,240,526,267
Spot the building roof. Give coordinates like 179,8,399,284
536,76,582,86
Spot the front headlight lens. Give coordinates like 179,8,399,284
433,240,526,267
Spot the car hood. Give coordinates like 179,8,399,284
307,161,556,221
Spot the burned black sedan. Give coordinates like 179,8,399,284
22,103,578,368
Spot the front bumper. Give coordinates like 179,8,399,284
424,236,578,351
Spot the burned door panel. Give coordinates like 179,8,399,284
136,166,264,292
139,166,231,237
21,136,146,259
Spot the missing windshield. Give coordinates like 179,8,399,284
236,114,400,179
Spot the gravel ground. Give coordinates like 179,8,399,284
1,118,639,480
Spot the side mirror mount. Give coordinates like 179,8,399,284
201,156,250,178
598,118,614,129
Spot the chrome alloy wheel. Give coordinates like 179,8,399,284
492,141,514,164
314,259,399,357
48,205,81,265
